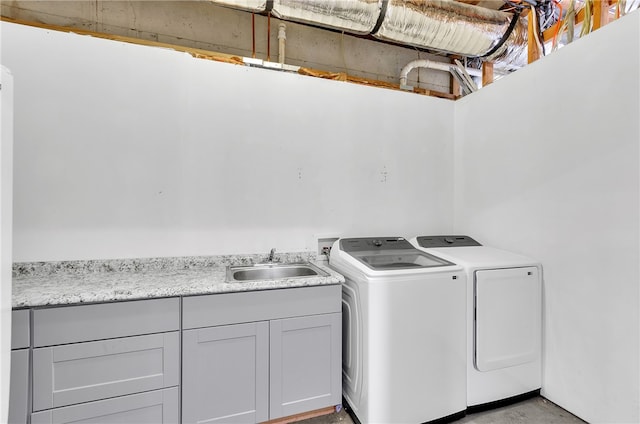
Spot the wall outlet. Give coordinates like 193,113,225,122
318,237,339,258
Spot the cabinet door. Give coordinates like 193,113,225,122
8,349,29,424
182,322,269,424
30,387,178,424
269,313,342,419
33,332,179,411
475,267,541,371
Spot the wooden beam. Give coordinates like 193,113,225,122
482,61,494,86
593,0,610,30
451,74,461,97
527,8,540,64
412,87,458,100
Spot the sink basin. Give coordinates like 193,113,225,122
226,262,329,282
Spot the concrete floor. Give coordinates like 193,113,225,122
299,397,585,424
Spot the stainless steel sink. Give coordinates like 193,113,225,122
226,262,329,282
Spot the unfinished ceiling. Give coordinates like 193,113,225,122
211,0,638,68
0,0,460,95
1,0,637,98
213,0,529,69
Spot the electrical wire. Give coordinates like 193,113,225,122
552,0,575,50
534,0,556,31
580,0,592,37
551,0,563,49
566,0,576,44
534,5,547,56
503,0,528,12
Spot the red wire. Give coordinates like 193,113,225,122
553,0,563,46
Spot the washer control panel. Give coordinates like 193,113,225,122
340,237,414,252
416,235,481,248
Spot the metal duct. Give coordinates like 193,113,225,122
271,0,383,35
208,0,527,69
485,17,527,70
374,0,523,58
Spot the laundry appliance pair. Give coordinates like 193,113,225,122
329,236,541,424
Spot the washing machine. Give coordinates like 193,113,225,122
329,237,467,424
409,235,542,408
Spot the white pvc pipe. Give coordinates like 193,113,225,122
399,59,482,86
400,59,451,86
278,23,286,64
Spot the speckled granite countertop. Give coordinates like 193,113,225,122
12,252,343,308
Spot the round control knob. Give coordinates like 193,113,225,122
373,239,383,247
444,237,455,244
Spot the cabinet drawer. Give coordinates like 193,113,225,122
33,332,179,411
183,285,341,329
33,297,179,347
31,387,179,424
11,309,30,349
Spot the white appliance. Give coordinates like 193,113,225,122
329,237,466,424
410,235,542,408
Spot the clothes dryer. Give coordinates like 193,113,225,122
410,235,542,408
329,237,466,424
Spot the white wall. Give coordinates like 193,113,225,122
1,22,455,261
0,65,14,424
4,13,640,423
454,12,640,423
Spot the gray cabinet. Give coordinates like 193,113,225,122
182,322,269,424
33,332,179,411
269,313,342,420
30,387,179,424
182,285,342,424
13,285,341,424
28,298,181,423
11,309,30,349
9,309,30,424
9,349,29,424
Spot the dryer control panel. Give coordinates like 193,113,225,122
416,235,481,248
